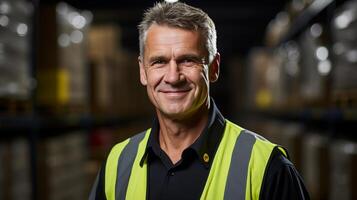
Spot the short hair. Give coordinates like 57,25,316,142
138,2,217,63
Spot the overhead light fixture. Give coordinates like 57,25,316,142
0,15,9,27
334,10,353,29
317,60,331,76
16,23,28,36
165,0,179,3
346,50,357,63
0,1,11,14
310,23,322,38
58,33,70,47
70,30,83,44
72,15,86,29
316,46,329,61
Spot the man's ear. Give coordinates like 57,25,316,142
209,53,220,82
138,56,147,86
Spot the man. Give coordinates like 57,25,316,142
90,2,309,200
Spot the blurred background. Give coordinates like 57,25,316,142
0,0,356,199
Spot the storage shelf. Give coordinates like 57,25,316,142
239,107,357,140
243,108,357,126
278,0,337,44
0,114,149,136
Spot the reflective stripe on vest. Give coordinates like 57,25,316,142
115,132,146,199
224,129,256,199
105,120,286,200
105,131,150,200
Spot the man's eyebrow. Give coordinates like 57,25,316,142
147,54,204,64
148,56,167,63
176,54,202,62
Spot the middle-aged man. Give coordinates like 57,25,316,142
89,2,310,200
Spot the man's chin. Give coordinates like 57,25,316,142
157,105,190,120
162,107,186,117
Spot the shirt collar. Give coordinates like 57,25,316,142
139,98,226,168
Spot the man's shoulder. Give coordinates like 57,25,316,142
225,120,271,143
260,148,310,199
225,120,287,157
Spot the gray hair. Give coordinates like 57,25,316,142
138,2,217,63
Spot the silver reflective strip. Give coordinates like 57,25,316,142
224,130,256,200
88,171,100,200
115,131,146,200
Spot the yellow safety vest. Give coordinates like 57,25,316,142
104,120,287,200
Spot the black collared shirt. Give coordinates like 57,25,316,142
90,101,310,200
142,102,225,200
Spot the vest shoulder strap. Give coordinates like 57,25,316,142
224,129,256,200
105,130,147,200
219,121,287,200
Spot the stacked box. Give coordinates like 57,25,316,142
329,140,357,200
88,25,121,61
265,11,290,46
264,6,334,107
88,25,152,117
298,24,330,106
37,3,92,113
301,133,330,200
246,45,303,110
38,131,89,200
0,0,33,99
331,1,357,104
9,139,32,200
57,3,91,109
273,42,302,109
0,138,31,200
246,48,275,109
88,25,121,114
112,52,152,117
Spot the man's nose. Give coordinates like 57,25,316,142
163,60,183,84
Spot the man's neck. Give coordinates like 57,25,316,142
157,104,210,164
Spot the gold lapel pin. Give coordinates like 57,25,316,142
203,153,209,163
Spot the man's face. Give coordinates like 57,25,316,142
139,24,219,120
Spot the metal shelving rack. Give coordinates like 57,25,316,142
0,1,150,199
278,0,347,45
248,0,356,140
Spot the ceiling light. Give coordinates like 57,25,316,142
165,0,179,3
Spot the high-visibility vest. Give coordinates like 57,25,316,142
104,120,287,200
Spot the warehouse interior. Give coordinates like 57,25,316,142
0,0,356,199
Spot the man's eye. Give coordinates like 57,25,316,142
152,60,166,66
181,59,197,67
182,59,194,63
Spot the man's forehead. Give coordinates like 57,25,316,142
145,24,200,38
144,25,206,55
147,23,198,33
